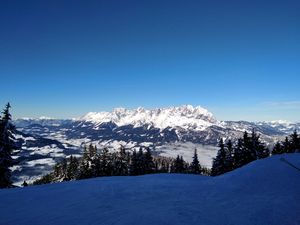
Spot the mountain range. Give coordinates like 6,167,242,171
11,105,300,185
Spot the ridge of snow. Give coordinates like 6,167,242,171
79,105,217,130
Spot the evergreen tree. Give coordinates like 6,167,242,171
51,158,67,181
66,156,79,180
181,156,188,172
0,103,16,188
171,155,185,173
78,145,92,179
233,138,245,169
272,142,284,155
120,145,126,155
283,137,291,153
129,150,139,175
89,145,101,176
153,156,170,173
100,148,112,176
33,173,54,185
1,103,12,122
136,147,145,175
113,146,128,176
82,145,89,161
224,140,234,172
60,158,68,181
250,130,258,160
22,180,28,187
144,148,155,174
241,131,253,164
160,159,170,173
89,144,97,159
190,149,201,174
250,131,269,159
290,130,300,153
211,139,227,176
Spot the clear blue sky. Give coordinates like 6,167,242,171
0,0,299,121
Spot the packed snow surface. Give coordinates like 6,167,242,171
1,154,300,225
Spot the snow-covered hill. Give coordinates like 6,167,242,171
1,154,300,225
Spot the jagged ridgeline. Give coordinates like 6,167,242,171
14,105,300,148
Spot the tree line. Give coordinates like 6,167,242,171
33,146,207,185
211,129,300,176
272,130,300,155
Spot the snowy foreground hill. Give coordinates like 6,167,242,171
1,154,300,225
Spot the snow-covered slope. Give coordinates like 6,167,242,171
1,154,300,225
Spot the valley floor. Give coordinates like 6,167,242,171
1,154,300,225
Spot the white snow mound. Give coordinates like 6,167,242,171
0,154,300,225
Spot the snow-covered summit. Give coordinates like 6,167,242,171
80,105,217,130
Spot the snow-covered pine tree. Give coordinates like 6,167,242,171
89,145,100,176
52,158,68,181
153,156,170,173
78,145,92,179
100,147,112,176
61,158,68,180
0,103,16,188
